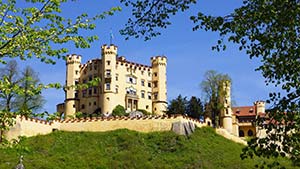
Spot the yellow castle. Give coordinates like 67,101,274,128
56,44,167,118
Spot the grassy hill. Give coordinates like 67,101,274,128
0,127,297,169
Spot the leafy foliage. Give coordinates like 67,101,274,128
122,0,300,165
0,0,121,64
0,0,120,144
112,105,127,116
167,94,188,115
120,0,196,40
201,70,231,127
15,66,45,116
186,96,204,119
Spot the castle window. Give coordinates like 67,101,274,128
141,79,145,86
126,76,136,84
73,104,76,108
248,129,254,136
75,70,79,75
148,82,151,88
141,90,145,98
105,83,111,90
148,72,151,77
115,85,119,93
146,105,149,109
153,81,158,88
89,65,92,70
116,74,119,81
94,101,96,106
106,69,111,77
75,80,79,85
93,87,97,94
141,71,144,75
148,92,152,100
94,64,97,70
88,88,92,95
82,90,86,97
89,102,91,106
106,60,111,65
154,92,158,100
81,104,85,109
154,72,158,77
126,87,137,95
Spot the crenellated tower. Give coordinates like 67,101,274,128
101,44,117,115
220,80,233,133
65,54,81,119
151,56,167,115
254,101,265,114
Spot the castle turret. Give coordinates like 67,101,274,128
220,80,233,133
101,44,117,115
254,101,265,114
65,54,81,119
151,56,167,115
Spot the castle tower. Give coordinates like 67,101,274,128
254,101,265,114
151,56,167,115
101,44,117,115
220,80,233,133
65,54,81,119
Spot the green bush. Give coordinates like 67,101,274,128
112,105,126,116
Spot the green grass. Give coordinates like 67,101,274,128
0,127,297,169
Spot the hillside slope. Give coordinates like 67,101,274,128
0,127,296,169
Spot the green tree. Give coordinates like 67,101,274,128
201,70,231,127
0,0,120,144
15,66,45,116
167,95,188,115
186,96,204,119
0,60,20,112
122,0,300,165
112,105,126,116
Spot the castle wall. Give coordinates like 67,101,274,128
5,115,207,141
5,116,60,141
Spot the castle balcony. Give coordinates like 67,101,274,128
126,93,139,100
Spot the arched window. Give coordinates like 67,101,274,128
239,130,245,137
248,129,254,136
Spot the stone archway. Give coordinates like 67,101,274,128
247,129,254,137
239,130,245,137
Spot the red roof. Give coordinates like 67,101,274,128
232,106,256,117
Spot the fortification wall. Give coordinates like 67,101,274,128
5,115,207,141
5,116,60,141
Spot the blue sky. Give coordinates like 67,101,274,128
14,0,275,113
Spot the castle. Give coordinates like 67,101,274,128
56,44,167,118
215,81,266,137
4,44,265,143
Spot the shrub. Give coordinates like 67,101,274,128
112,105,126,116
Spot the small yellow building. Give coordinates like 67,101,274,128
57,44,167,118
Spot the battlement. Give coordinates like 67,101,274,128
66,54,81,65
101,44,118,55
151,56,167,64
254,100,265,106
5,115,208,141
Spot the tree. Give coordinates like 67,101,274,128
0,0,121,144
200,70,231,128
167,95,188,115
122,0,300,165
15,66,45,116
112,105,126,116
186,96,204,119
0,60,20,112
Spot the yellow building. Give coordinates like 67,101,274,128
57,44,167,118
219,80,266,137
